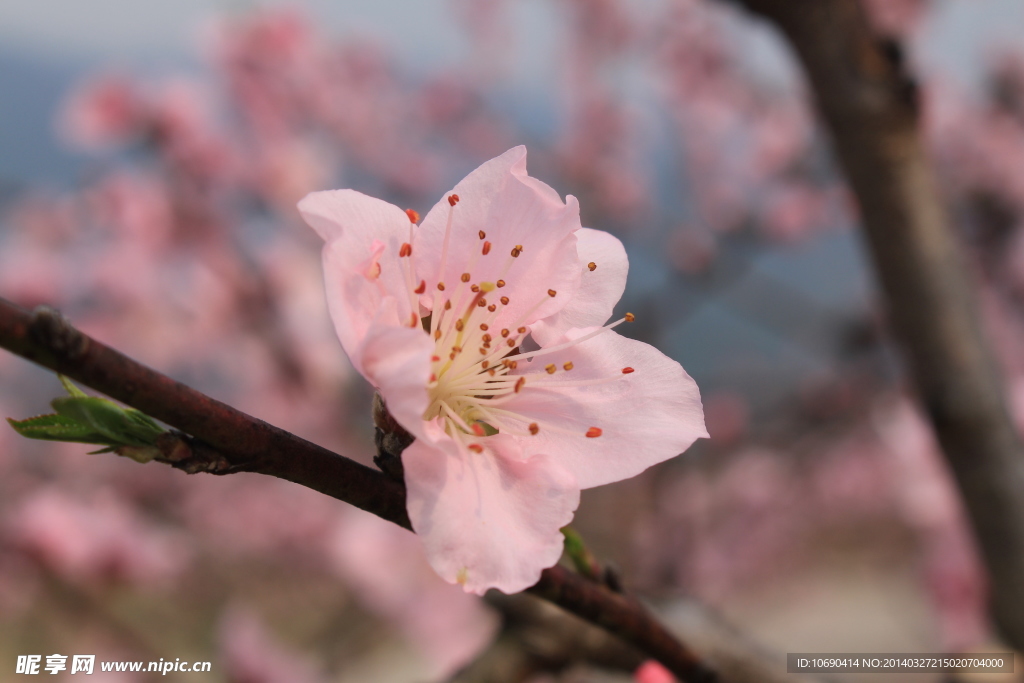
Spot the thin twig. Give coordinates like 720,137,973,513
0,296,717,683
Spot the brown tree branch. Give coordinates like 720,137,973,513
0,297,717,683
723,0,1024,648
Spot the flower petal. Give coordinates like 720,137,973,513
500,330,707,489
403,433,580,595
531,227,629,346
358,310,434,438
300,190,418,364
415,147,582,330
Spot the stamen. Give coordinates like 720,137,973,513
482,241,492,255
488,304,496,312
461,272,471,283
515,377,525,393
448,194,460,206
529,423,539,435
414,280,426,294
548,289,557,297
545,364,557,374
468,444,483,453
500,296,509,305
400,243,412,257
437,282,446,291
588,262,597,271
563,362,574,371
622,367,634,374
625,312,635,322
586,427,603,438
470,284,480,292
511,247,521,258
406,208,420,223
478,230,486,239
497,280,506,288
480,323,489,331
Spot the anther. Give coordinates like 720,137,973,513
455,319,465,331
625,312,635,322
414,280,426,294
507,339,515,347
496,280,506,288
434,329,442,340
437,282,446,291
448,194,460,206
517,326,527,334
529,423,539,435
477,298,487,307
468,444,483,453
482,334,492,342
588,262,597,271
482,241,492,255
478,230,486,239
431,355,440,362
470,284,480,293
461,272,471,283
471,423,485,437
429,373,437,382
547,289,557,297
514,377,526,393
479,347,487,355
545,364,556,374
507,360,518,370
622,367,635,374
488,368,496,376
563,362,574,371
444,300,452,310
481,360,490,369
500,296,509,305
406,208,420,223
511,248,521,258
487,304,496,312
501,329,510,337
515,244,523,251
480,323,489,331
586,427,603,438
409,312,418,327
399,243,412,257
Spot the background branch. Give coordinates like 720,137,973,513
724,0,1024,648
0,296,718,683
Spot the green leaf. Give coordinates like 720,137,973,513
51,396,159,447
6,414,113,445
8,376,167,453
58,375,89,399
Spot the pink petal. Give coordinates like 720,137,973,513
299,190,419,365
403,433,580,595
358,310,434,438
415,147,582,330
531,227,629,346
501,330,707,489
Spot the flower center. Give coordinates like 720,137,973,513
400,195,632,448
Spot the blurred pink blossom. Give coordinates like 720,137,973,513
328,510,499,679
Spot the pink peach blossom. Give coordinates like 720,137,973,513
634,660,676,683
300,146,707,594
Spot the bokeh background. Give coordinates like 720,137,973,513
2,0,1024,681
